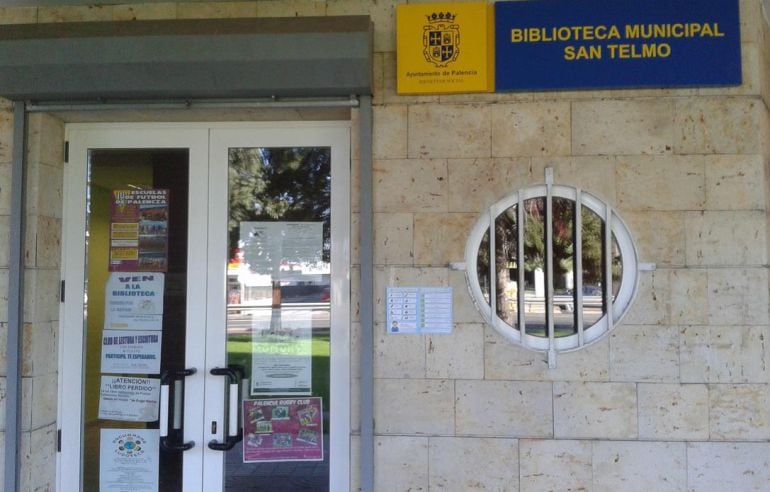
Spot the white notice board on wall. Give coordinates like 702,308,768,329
386,286,453,334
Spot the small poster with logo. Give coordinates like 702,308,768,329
110,189,169,272
104,272,164,332
99,428,159,492
242,397,323,462
397,2,494,94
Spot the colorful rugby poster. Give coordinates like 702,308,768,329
243,397,323,462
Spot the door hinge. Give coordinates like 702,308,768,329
57,429,61,452
64,141,69,163
60,280,65,303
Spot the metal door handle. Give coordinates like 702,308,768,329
208,365,245,451
160,368,197,452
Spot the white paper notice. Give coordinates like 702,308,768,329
100,428,159,492
239,222,323,277
104,272,165,331
99,376,160,422
251,309,313,395
101,330,162,374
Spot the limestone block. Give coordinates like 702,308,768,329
623,211,685,266
622,270,669,326
455,380,553,437
0,109,12,165
615,155,705,211
610,325,679,382
707,268,769,325
0,216,7,268
413,213,475,266
681,326,769,383
675,97,762,154
446,157,531,213
687,442,770,491
23,322,57,378
553,382,637,439
572,99,675,156
709,383,770,439
25,215,62,269
530,155,617,204
373,159,447,213
484,325,610,381
257,0,326,17
31,373,57,429
491,101,571,157
28,424,56,492
685,211,767,266
176,2,257,19
373,266,448,322
740,0,763,43
592,441,687,491
429,437,519,491
0,165,10,216
637,383,709,440
327,0,396,53
0,7,37,24
520,439,592,492
373,105,408,160
21,376,31,431
374,379,454,435
113,3,177,21
704,154,765,210
669,269,709,325
426,323,484,380
408,104,491,159
23,269,61,324
374,436,429,491
372,53,384,106
373,213,413,266
0,269,8,323
351,212,359,266
350,321,361,379
38,5,113,22
450,271,484,324
26,163,64,219
374,327,426,379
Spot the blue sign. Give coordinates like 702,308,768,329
495,0,741,91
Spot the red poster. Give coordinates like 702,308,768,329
109,189,169,272
242,397,323,462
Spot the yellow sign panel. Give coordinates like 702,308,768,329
397,2,494,94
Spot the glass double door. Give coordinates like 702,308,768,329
60,124,350,491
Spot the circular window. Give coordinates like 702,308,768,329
465,182,638,352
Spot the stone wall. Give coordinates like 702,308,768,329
1,1,769,490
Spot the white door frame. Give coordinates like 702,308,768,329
59,122,351,492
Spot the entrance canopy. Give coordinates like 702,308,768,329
0,16,373,101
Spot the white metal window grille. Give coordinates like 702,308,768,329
464,169,639,365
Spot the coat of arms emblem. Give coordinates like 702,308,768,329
423,12,460,67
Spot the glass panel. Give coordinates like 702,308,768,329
581,206,604,328
523,198,546,336
82,149,189,491
551,198,576,337
476,229,491,304
494,206,518,328
225,147,331,490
